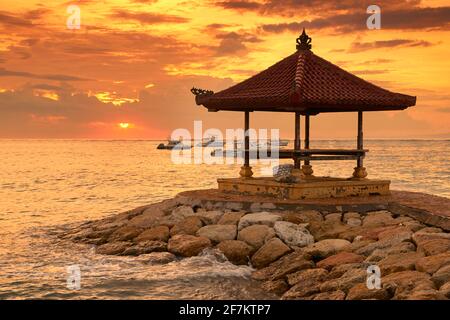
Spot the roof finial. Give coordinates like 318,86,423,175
296,28,312,51
191,87,214,96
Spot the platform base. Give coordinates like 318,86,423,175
217,176,390,199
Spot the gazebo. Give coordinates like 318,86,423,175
191,30,416,199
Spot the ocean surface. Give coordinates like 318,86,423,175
0,140,448,299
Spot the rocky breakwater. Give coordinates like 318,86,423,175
60,197,450,300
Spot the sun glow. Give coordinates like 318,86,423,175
118,123,130,129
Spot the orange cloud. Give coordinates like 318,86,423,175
0,0,447,139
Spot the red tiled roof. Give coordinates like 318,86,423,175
193,49,416,113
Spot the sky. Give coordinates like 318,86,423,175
0,0,449,139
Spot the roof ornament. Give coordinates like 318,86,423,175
296,28,312,51
191,87,214,96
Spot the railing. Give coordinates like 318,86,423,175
279,148,367,161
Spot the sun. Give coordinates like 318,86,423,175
118,123,130,129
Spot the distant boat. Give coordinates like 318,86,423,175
196,136,224,148
157,139,192,150
257,139,289,148
197,138,288,149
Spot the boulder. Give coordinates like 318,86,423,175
307,220,351,241
439,282,450,298
83,227,115,241
134,226,169,243
355,236,410,257
96,241,131,255
383,270,431,287
417,238,450,256
304,239,351,259
337,226,365,242
342,239,376,253
357,225,399,241
122,240,167,256
377,226,412,243
237,225,275,250
216,240,252,265
346,283,394,300
170,216,203,236
412,232,450,246
378,252,424,275
406,288,447,300
362,211,394,228
83,237,108,245
251,250,307,281
127,207,167,228
281,211,317,224
112,205,148,221
415,252,450,274
282,282,320,300
383,270,434,298
431,265,450,288
67,227,96,242
343,212,361,222
167,234,212,257
319,268,367,293
416,227,443,234
297,210,324,223
108,226,142,242
196,225,237,243
273,221,314,248
312,290,346,300
171,205,195,220
402,220,425,232
92,220,126,232
261,279,289,295
195,210,224,225
328,263,369,280
391,216,415,224
251,238,291,269
317,252,364,270
287,268,328,286
217,212,245,225
324,213,342,223
238,212,282,231
346,218,362,227
393,281,439,300
365,241,416,263
270,256,315,281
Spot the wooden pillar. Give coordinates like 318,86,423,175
294,112,301,169
353,111,367,179
304,115,310,152
239,111,253,178
357,111,363,167
244,110,250,167
302,114,314,177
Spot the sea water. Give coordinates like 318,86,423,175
0,140,448,299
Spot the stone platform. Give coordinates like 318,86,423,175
217,177,390,200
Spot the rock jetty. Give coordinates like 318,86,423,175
60,193,450,300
